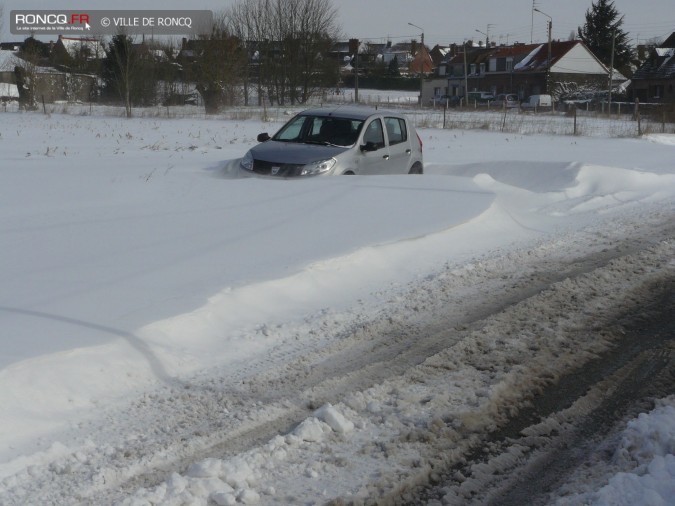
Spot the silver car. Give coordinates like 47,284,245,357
240,107,423,177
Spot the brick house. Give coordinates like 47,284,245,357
424,40,614,104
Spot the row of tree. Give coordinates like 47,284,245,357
103,0,343,115
10,0,646,115
11,0,341,115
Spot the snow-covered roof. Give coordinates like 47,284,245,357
58,36,106,60
513,44,543,70
0,50,19,71
634,44,675,79
1,49,65,74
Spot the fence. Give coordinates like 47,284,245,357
320,91,675,137
405,107,675,137
3,90,674,138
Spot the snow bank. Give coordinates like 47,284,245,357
555,398,675,506
1,112,674,504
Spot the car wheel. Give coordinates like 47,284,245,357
408,164,423,175
342,171,355,175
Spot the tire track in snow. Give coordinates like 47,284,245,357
4,212,675,505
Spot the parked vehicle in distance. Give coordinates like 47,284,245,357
430,94,462,107
494,93,520,108
467,91,495,104
521,94,553,110
240,106,424,177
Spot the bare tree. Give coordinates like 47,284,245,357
189,12,247,114
103,33,137,117
228,0,340,106
13,38,49,110
283,0,339,104
228,0,259,106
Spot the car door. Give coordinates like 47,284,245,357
383,116,412,174
358,118,391,175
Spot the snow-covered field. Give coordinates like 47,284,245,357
1,98,674,505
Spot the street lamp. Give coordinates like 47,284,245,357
408,22,425,105
475,24,493,47
533,8,552,93
475,29,488,47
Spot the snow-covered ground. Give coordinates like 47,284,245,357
1,97,674,505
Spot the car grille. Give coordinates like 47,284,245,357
252,160,305,177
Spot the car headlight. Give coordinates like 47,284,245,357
240,151,254,171
301,158,337,176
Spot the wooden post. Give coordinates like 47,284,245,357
635,99,641,136
574,106,578,135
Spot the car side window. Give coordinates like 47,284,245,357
363,119,385,149
384,117,407,145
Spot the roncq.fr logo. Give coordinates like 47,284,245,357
14,13,91,28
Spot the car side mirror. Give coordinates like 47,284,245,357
257,133,270,142
360,141,378,152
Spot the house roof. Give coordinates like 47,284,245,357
661,32,675,48
0,42,22,51
489,43,539,59
632,32,675,80
633,48,675,79
57,36,106,60
0,50,59,74
513,40,614,77
443,43,538,66
0,50,17,70
439,39,613,81
514,40,583,72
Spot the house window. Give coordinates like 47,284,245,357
506,58,513,72
470,64,476,75
480,63,486,74
489,59,497,72
439,66,446,76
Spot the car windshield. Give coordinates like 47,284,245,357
274,115,364,147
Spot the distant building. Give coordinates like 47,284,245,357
425,39,619,104
630,32,675,103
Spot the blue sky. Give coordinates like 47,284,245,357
2,0,674,46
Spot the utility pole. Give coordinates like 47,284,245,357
530,0,537,43
464,42,469,104
534,8,552,93
608,29,616,116
420,30,425,105
408,22,425,105
349,38,359,103
547,18,552,92
354,49,359,103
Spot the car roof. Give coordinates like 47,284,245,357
298,106,403,121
